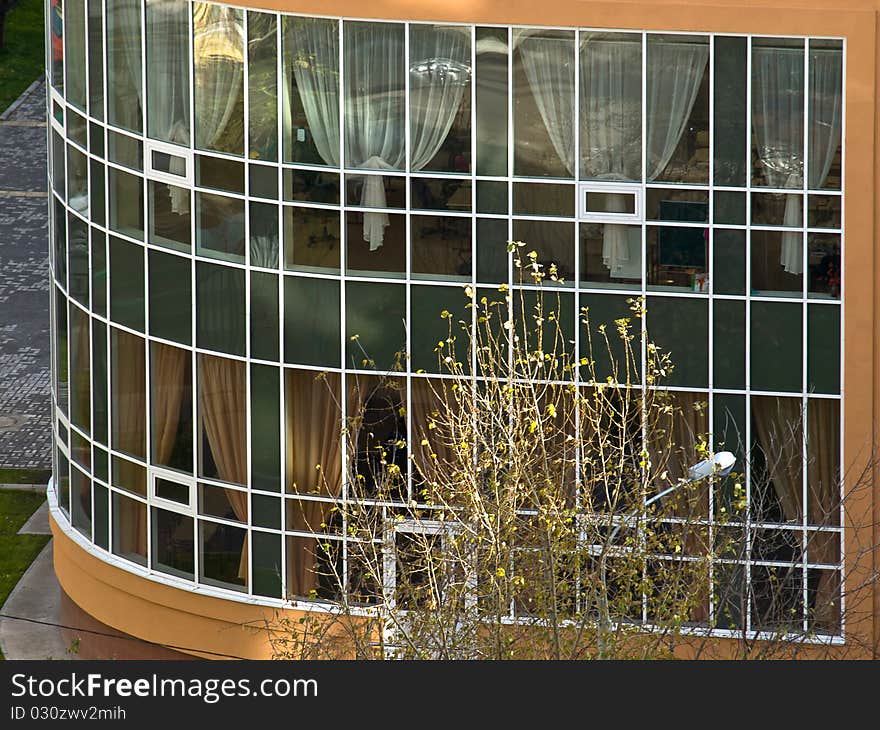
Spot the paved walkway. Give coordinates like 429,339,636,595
0,79,51,469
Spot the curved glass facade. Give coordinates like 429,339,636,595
48,1,844,634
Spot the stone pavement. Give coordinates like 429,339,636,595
0,78,51,469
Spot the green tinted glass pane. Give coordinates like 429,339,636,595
250,271,279,361
196,262,245,356
90,158,105,226
807,304,840,395
109,236,145,331
477,180,508,214
345,282,406,371
93,483,109,549
750,301,802,392
68,214,90,307
713,299,745,389
92,319,108,444
148,250,192,345
476,218,508,284
93,444,108,481
251,364,281,492
252,531,282,598
713,191,745,225
580,293,638,383
252,493,281,529
91,228,107,316
283,276,340,367
647,297,708,388
69,303,91,432
712,393,745,514
713,229,745,296
714,36,747,187
410,285,471,373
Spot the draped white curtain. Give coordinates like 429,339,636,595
193,5,244,152
146,0,190,146
579,36,641,278
517,32,576,176
752,47,805,275
108,0,143,130
808,49,843,190
285,21,470,250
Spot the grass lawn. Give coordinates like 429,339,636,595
0,488,50,660
0,0,45,115
0,467,52,485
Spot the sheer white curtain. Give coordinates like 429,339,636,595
808,48,843,190
108,0,143,130
517,31,576,176
580,36,641,278
146,0,190,146
752,47,804,274
646,40,708,180
286,22,470,250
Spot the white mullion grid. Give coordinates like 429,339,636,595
189,1,199,583
404,22,413,505
743,34,753,635
639,30,649,625
800,38,810,632
836,37,846,638
572,28,584,615
275,11,287,603
137,0,149,575
506,24,514,620
337,16,349,599
706,32,716,627
242,8,253,597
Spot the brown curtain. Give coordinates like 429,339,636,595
112,329,146,459
806,399,841,630
285,370,342,598
751,396,803,521
151,342,188,466
200,355,249,578
114,493,147,564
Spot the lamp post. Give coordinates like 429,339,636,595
595,451,736,659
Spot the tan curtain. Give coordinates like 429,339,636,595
409,377,459,491
285,370,343,598
807,399,840,630
200,355,249,578
151,343,188,466
114,494,147,562
751,396,803,522
112,331,146,493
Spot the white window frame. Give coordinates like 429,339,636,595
144,139,193,187
148,467,196,515
578,181,643,223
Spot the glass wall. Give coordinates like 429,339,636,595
47,6,844,636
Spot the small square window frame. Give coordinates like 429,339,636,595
578,182,643,224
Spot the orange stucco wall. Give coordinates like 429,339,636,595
55,0,878,658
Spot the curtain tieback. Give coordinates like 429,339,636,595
357,156,395,251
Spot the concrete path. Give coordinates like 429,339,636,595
0,78,51,469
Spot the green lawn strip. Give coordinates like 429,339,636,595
0,467,52,485
0,0,45,115
0,488,51,660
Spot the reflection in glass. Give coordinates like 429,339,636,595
87,0,104,119
69,303,91,432
283,276,340,367
109,236,144,331
750,301,802,392
475,27,508,177
200,520,247,589
345,281,406,370
248,12,278,161
196,192,245,262
193,3,244,155
250,202,279,268
713,36,747,186
108,167,144,239
512,219,575,283
284,207,340,272
808,195,841,229
152,508,194,578
146,0,190,146
411,215,472,280
807,304,840,395
412,178,472,212
148,180,191,252
196,262,245,356
808,40,842,191
54,289,68,415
